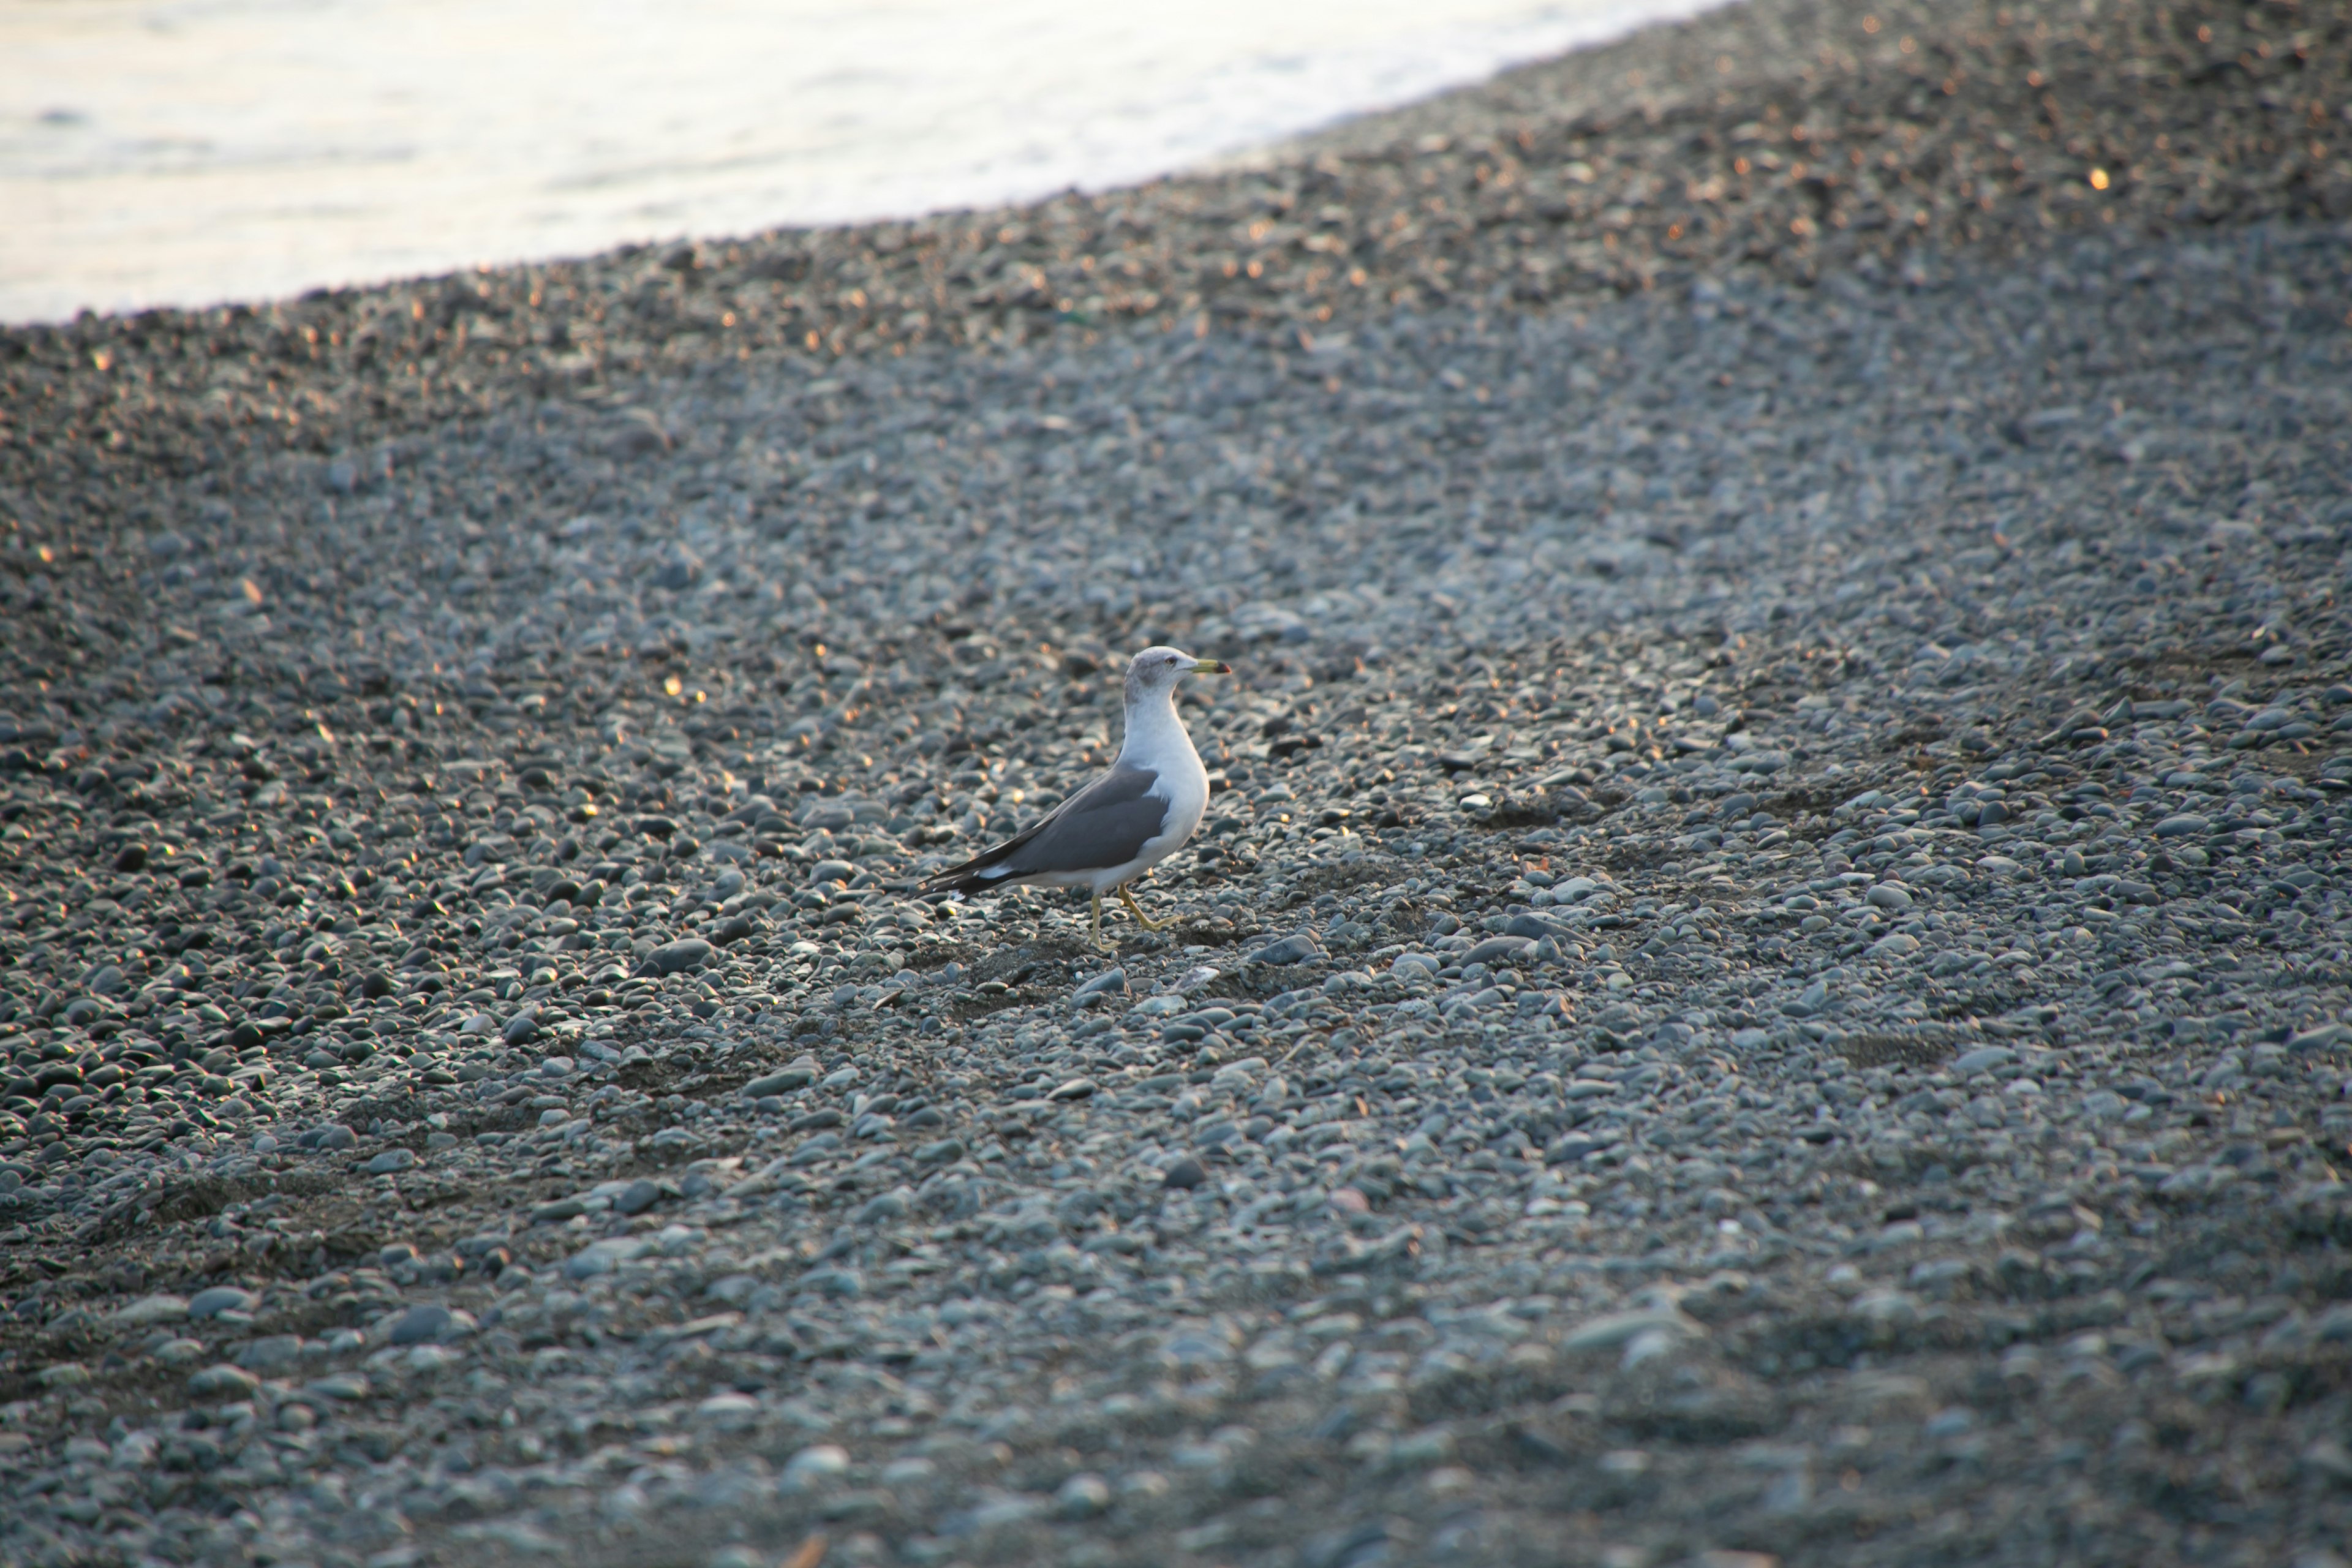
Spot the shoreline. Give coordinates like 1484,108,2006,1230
3,0,2345,526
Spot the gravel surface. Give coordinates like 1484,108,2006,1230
5,2,2352,1567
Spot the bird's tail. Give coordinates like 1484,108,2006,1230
916,845,1015,899
917,810,1049,897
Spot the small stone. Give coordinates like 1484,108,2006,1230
1047,1076,1097,1101
1464,935,1537,965
1502,913,1567,941
783,1444,851,1484
312,1124,357,1151
1866,933,1921,957
387,1304,454,1346
1952,1046,2016,1076
114,1294,190,1327
364,1148,419,1175
186,1364,260,1400
2154,813,2210,838
187,1286,255,1319
1164,1157,1208,1189
1072,967,1127,1000
615,1178,662,1215
743,1067,815,1098
1863,884,1915,912
236,1335,303,1372
915,1138,965,1164
697,1392,761,1431
1560,1309,1700,1353
649,938,714,975
1055,1472,1114,1520
857,1189,910,1224
1248,932,1322,965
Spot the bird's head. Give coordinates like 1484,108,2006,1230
1124,645,1230,703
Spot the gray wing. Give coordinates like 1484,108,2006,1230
985,762,1171,878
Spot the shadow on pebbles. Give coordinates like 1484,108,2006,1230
3,2,2352,1565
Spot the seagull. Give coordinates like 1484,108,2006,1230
919,646,1230,946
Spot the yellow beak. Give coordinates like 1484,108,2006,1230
1191,658,1231,675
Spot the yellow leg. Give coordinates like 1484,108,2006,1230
1089,892,1108,948
1118,883,1172,931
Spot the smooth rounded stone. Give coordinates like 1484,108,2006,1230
1055,1473,1114,1520
307,1125,358,1152
915,1137,966,1164
1866,933,1922,958
1248,932,1324,965
1464,935,1537,965
1864,884,1915,912
695,1392,762,1433
1163,1156,1208,1190
387,1305,455,1346
236,1335,304,1373
1559,1309,1703,1354
1047,1076,1097,1101
783,1444,850,1485
565,1237,653,1279
113,1294,190,1327
1502,913,1569,941
614,1178,662,1216
802,1266,862,1298
502,1012,541,1045
1953,1046,2018,1077
187,1286,255,1319
1073,967,1128,1001
364,1148,419,1174
856,1189,910,1224
647,938,713,974
2155,814,2211,838
742,1067,815,1098
537,1109,569,1127
186,1364,261,1400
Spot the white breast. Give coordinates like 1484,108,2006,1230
1121,687,1209,866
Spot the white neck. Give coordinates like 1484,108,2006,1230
1118,685,1194,770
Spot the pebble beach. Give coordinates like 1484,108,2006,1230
2,1,2351,1566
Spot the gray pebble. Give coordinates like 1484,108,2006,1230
647,938,714,974
187,1287,255,1319
387,1304,454,1346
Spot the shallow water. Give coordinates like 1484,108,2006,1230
0,0,1725,323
